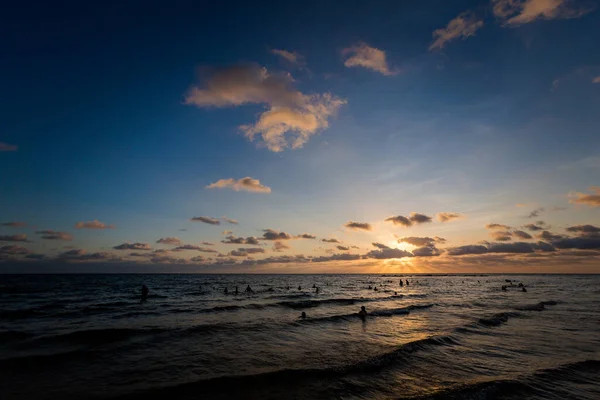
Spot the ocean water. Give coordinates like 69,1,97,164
1,274,599,400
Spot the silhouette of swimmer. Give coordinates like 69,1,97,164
300,312,306,319
224,287,228,294
315,287,320,293
234,286,239,295
298,285,302,290
368,285,373,290
518,283,524,288
141,285,149,302
406,280,409,286
394,291,398,295
358,306,367,319
245,285,253,293
522,287,527,292
374,286,378,291
399,280,404,287
501,285,507,291
312,284,316,288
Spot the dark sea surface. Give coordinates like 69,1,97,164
1,274,599,400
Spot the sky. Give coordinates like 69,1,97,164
1,0,600,273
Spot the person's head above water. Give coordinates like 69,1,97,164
361,306,366,311
301,312,306,319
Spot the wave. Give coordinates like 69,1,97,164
515,300,558,312
36,327,166,346
300,304,433,324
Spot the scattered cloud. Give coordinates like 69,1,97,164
593,76,600,83
261,229,292,240
1,222,27,227
202,241,214,246
271,49,306,68
0,234,28,242
385,213,432,227
344,221,372,231
486,223,511,230
0,245,29,255
0,142,18,152
569,186,600,207
185,64,346,152
524,223,545,231
273,241,290,252
313,253,361,262
436,212,464,222
207,177,272,193
221,235,260,245
526,207,545,218
429,11,484,50
341,42,398,75
190,216,221,225
74,220,115,229
321,238,340,243
512,230,533,239
566,224,600,234
397,236,444,247
113,242,152,251
221,216,239,224
553,237,600,250
447,241,554,255
491,231,513,241
175,245,218,253
222,230,233,235
156,237,182,246
36,230,73,241
58,249,116,261
230,247,266,257
492,0,593,26
412,246,442,257
537,230,566,241
336,245,350,251
365,244,413,259
295,233,316,239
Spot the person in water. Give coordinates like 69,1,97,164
298,285,302,290
234,286,239,295
501,285,507,291
406,280,409,286
522,287,527,292
399,280,403,287
358,306,367,319
300,312,306,319
315,287,320,294
374,286,378,291
141,284,149,302
245,285,253,293
224,287,228,294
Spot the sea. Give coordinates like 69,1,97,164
1,274,599,400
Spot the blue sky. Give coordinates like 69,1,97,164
1,0,600,273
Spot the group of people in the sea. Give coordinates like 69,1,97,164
502,280,528,292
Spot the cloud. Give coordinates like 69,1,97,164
221,216,238,224
248,254,311,265
0,234,28,242
486,223,511,230
1,221,27,227
36,230,73,241
156,237,182,246
593,76,600,84
537,230,565,241
553,237,600,250
207,177,272,193
569,186,600,207
412,246,442,257
261,229,292,240
202,241,214,246
492,0,593,26
221,235,260,245
566,224,600,234
344,221,372,231
436,212,464,223
524,223,545,231
190,216,221,225
385,213,432,227
397,236,443,247
271,49,306,67
175,245,218,253
512,230,533,239
526,207,545,218
74,220,115,229
429,11,484,50
230,247,266,257
447,241,554,255
491,231,513,241
341,42,398,75
273,241,290,252
0,245,29,255
0,142,18,152
365,244,413,259
58,249,116,261
321,238,340,243
312,253,362,263
295,233,316,239
385,215,412,227
113,242,152,251
185,64,345,152
222,230,233,235
336,245,350,251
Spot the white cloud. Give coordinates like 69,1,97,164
341,42,398,75
75,220,115,229
206,177,271,193
593,76,600,83
429,12,484,50
185,64,345,152
492,0,592,26
271,49,306,67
